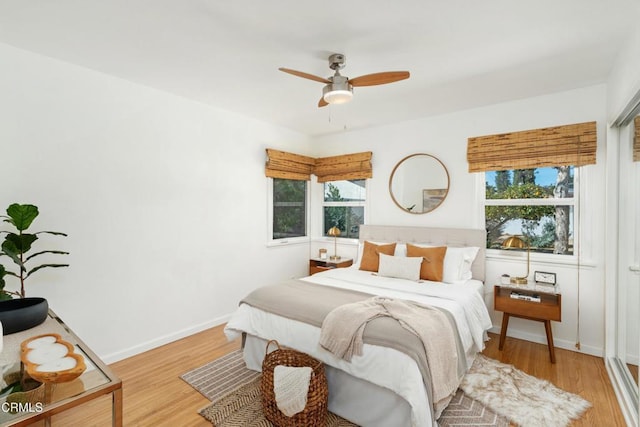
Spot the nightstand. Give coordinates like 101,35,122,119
494,284,561,363
309,258,353,275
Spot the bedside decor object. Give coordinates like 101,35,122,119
501,235,530,284
21,333,86,383
534,271,557,285
319,248,327,260
327,226,341,260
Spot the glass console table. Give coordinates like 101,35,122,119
0,310,122,426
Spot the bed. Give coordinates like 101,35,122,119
224,225,493,427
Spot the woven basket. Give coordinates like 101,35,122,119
261,340,328,427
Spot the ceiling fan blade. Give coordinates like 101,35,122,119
279,68,331,84
349,71,410,87
318,97,328,108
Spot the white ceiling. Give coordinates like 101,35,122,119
0,0,638,136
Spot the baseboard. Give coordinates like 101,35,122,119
101,313,232,364
488,326,603,357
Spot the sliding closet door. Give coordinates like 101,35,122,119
624,122,640,387
615,119,640,424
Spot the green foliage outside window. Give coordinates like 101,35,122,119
273,179,306,239
323,181,365,239
485,167,573,254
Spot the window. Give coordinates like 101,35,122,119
272,178,307,240
485,167,576,255
322,179,366,239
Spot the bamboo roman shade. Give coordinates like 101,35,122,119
314,151,372,183
265,149,316,180
467,121,597,172
265,149,373,182
634,116,640,162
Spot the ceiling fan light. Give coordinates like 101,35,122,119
322,79,353,105
323,89,353,104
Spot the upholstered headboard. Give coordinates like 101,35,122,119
358,225,486,282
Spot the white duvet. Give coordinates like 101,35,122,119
224,267,493,427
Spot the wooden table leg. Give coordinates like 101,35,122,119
544,320,556,363
113,386,123,427
499,313,510,350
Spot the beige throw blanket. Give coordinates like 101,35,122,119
319,296,459,415
240,280,466,420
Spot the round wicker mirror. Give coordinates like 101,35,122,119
389,153,450,214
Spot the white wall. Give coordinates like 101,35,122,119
0,40,613,362
311,84,608,356
607,25,640,121
0,43,312,362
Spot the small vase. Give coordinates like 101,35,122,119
0,298,49,335
1,370,45,413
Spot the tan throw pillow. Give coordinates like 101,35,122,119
406,244,447,282
359,241,397,272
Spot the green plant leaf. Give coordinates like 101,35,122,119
6,204,39,231
25,263,70,278
4,233,38,254
35,231,68,237
1,240,24,270
25,250,70,262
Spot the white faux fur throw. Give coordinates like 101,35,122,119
460,355,591,427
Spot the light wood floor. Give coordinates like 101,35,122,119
41,326,626,426
629,363,638,384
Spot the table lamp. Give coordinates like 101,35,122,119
328,226,341,260
502,235,530,284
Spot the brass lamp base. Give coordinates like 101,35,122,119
510,277,528,285
329,255,341,261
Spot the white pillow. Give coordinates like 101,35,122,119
442,246,480,283
377,253,423,281
408,244,480,284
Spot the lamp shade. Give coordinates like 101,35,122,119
501,235,530,284
328,226,341,237
502,235,527,249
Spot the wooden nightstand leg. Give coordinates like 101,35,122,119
499,313,510,350
544,320,556,363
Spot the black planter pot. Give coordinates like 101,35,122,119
0,297,49,335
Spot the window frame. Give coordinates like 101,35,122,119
267,177,310,247
321,179,368,241
484,167,581,260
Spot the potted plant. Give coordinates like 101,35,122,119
0,203,69,334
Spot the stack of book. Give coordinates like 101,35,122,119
509,291,541,303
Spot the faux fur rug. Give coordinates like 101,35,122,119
460,355,591,427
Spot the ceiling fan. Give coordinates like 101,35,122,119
279,53,410,108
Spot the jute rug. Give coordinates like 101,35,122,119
181,349,509,426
